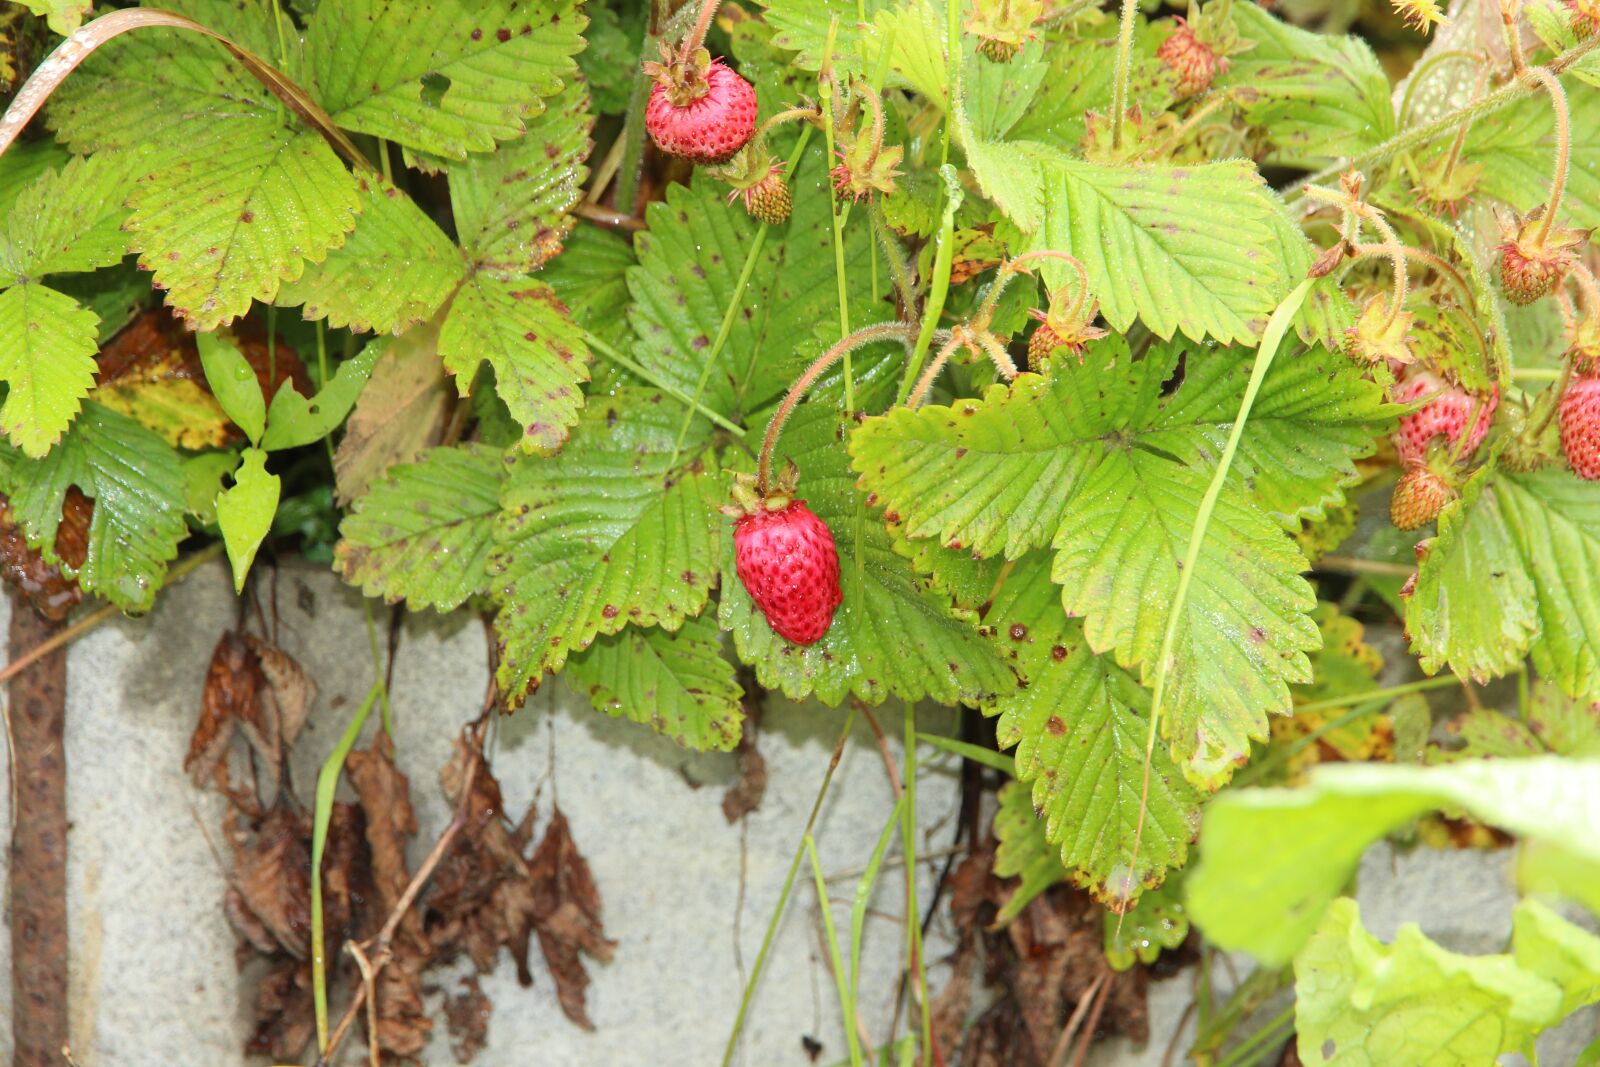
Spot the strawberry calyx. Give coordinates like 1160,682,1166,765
643,41,714,107
723,464,800,518
1496,205,1590,305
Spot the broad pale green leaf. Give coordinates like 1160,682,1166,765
758,0,899,74
991,778,1070,925
566,616,744,752
306,0,586,159
720,404,1014,707
277,174,462,335
1407,467,1600,699
626,154,872,417
0,284,98,457
1467,86,1600,230
17,0,90,35
491,391,724,704
261,342,382,451
1513,899,1600,1018
1444,679,1600,760
1186,757,1600,964
0,153,134,284
334,444,504,612
216,447,279,593
541,225,636,350
197,332,266,445
0,403,187,612
183,450,238,524
981,551,1204,901
125,126,362,330
438,275,590,454
449,78,592,277
1295,899,1563,1067
0,141,70,219
1217,4,1394,163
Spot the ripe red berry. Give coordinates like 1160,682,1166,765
733,501,843,645
1559,373,1600,480
645,54,757,164
1390,464,1455,530
1392,370,1498,464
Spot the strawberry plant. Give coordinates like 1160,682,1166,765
3,0,1600,1062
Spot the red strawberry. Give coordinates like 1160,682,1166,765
1392,370,1498,464
644,49,757,164
1559,373,1600,480
733,500,842,645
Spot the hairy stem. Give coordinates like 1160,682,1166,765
758,323,917,490
1397,50,1484,127
683,0,722,57
1438,66,1491,187
1527,66,1571,246
907,331,970,408
1001,250,1093,323
1501,0,1530,76
1110,0,1139,150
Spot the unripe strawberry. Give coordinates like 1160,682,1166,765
1157,18,1222,97
1569,0,1600,38
1496,207,1588,305
1391,370,1498,464
1559,373,1600,480
732,500,843,645
1390,464,1455,530
644,48,757,164
1025,302,1106,369
723,161,791,225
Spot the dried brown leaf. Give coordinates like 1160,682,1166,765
444,975,493,1064
0,488,89,621
527,806,616,1030
333,319,453,504
245,956,316,1062
244,633,317,747
187,632,267,791
227,804,311,958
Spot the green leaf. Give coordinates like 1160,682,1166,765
1185,757,1600,964
852,339,1392,782
0,153,134,284
449,77,592,277
16,0,90,35
260,342,382,451
1295,899,1563,1067
197,332,266,445
1444,679,1600,760
720,404,1014,707
1217,4,1394,163
991,778,1070,925
182,450,238,524
566,615,744,752
0,284,99,457
1,403,187,612
1513,898,1600,1018
334,444,504,612
1407,467,1600,699
305,0,587,160
438,275,591,454
758,0,899,74
541,225,636,350
982,551,1204,901
276,173,462,335
1468,86,1600,230
626,155,873,417
216,447,279,593
125,126,362,330
0,141,70,220
490,390,725,704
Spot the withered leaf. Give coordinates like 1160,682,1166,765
444,975,493,1064
226,804,311,958
527,806,616,1030
246,956,316,1062
244,633,317,748
333,320,453,504
0,487,90,621
187,632,272,792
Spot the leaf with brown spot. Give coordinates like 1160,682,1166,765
333,319,454,504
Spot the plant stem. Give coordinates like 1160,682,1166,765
1293,673,1464,715
683,0,722,56
908,331,970,407
903,702,933,1067
851,793,907,1012
1501,0,1530,76
311,680,384,1052
1397,50,1483,128
721,710,857,1067
820,21,855,415
1212,1005,1296,1067
1122,279,1311,928
1438,65,1491,188
808,835,865,1067
757,322,916,490
1527,66,1571,246
1110,0,1139,151
897,167,963,404
583,328,747,436
362,597,392,735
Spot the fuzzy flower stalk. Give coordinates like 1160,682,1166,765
828,81,903,202
1305,175,1419,367
1496,65,1590,304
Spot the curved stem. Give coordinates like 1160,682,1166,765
1438,66,1492,187
1530,353,1576,439
1527,66,1571,246
1397,50,1484,127
758,323,917,489
870,204,918,316
1501,0,1530,77
1353,208,1410,333
1003,250,1092,322
754,105,821,142
682,0,722,57
1350,243,1474,311
1569,260,1600,315
1140,91,1235,162
851,80,887,168
908,331,970,408
1110,0,1139,150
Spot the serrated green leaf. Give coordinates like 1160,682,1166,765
17,0,90,35
1406,467,1600,698
438,275,590,454
0,141,70,219
197,332,266,445
626,154,872,417
1468,85,1600,230
566,616,744,752
449,77,592,277
541,225,636,349
0,153,134,284
183,450,238,524
1186,757,1600,964
260,342,381,451
125,126,362,331
276,173,462,335
982,551,1203,900
490,391,724,703
305,0,586,159
1218,4,1394,163
0,283,99,457
1513,898,1600,1018
1295,899,1563,1067
216,446,279,593
1,402,186,612
720,404,1014,707
334,444,503,611
758,0,899,74
991,778,1070,925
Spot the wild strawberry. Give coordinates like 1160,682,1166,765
1559,373,1600,480
643,46,757,164
831,139,903,203
965,0,1044,62
1026,300,1107,369
1391,370,1498,464
1390,464,1455,530
1569,0,1600,37
1496,206,1588,305
727,470,842,645
1157,18,1224,97
1342,295,1415,367
715,146,792,225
